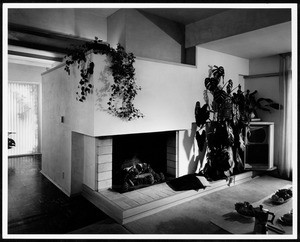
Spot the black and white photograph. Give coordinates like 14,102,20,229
2,2,297,240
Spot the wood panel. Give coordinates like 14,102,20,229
166,131,177,177
97,137,113,190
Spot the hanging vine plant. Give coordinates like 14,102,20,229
64,37,144,121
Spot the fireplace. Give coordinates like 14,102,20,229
96,131,178,192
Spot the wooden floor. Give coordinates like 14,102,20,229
8,155,110,234
82,171,255,224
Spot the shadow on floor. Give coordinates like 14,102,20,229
7,155,111,234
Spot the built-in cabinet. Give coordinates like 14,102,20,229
244,122,275,170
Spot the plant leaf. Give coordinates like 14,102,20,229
258,107,271,112
268,103,283,110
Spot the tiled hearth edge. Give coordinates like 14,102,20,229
82,171,256,224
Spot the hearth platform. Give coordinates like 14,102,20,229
82,171,255,224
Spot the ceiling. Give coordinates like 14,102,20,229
7,8,292,66
199,21,291,59
139,8,291,59
71,8,228,25
139,8,228,25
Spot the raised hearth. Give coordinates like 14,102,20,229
82,171,255,224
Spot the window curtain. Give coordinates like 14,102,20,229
8,82,40,156
278,53,292,180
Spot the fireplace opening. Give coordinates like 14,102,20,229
112,131,176,193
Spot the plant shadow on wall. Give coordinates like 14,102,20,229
195,65,282,181
183,123,202,174
64,37,144,121
94,64,113,112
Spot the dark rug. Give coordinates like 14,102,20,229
166,174,204,191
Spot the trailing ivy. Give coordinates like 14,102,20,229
64,37,144,121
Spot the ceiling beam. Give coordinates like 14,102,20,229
8,22,93,43
8,39,69,54
8,50,63,62
7,23,110,61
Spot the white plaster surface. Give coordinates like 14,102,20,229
41,48,249,194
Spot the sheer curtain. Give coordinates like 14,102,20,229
278,53,292,180
8,82,40,156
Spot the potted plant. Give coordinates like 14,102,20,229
64,37,144,121
195,65,282,181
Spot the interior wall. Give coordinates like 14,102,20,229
8,63,46,83
8,9,108,41
41,47,249,194
245,55,282,168
71,132,98,195
83,134,97,190
92,48,248,138
68,60,95,136
178,127,199,177
41,65,73,195
41,61,98,195
178,47,250,176
43,62,95,136
107,9,126,48
71,132,84,195
92,55,199,136
107,9,185,64
8,60,97,196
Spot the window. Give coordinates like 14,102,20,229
8,82,40,156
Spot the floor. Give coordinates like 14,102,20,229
6,155,293,238
122,175,292,235
7,155,118,234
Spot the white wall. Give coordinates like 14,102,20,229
8,63,46,83
41,65,73,195
107,9,184,64
92,56,199,136
245,55,282,167
177,47,249,176
126,9,182,63
83,135,97,190
196,47,249,92
70,132,98,194
91,48,249,137
107,9,126,48
41,47,249,193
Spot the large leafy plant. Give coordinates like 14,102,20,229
64,37,144,121
195,65,282,181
